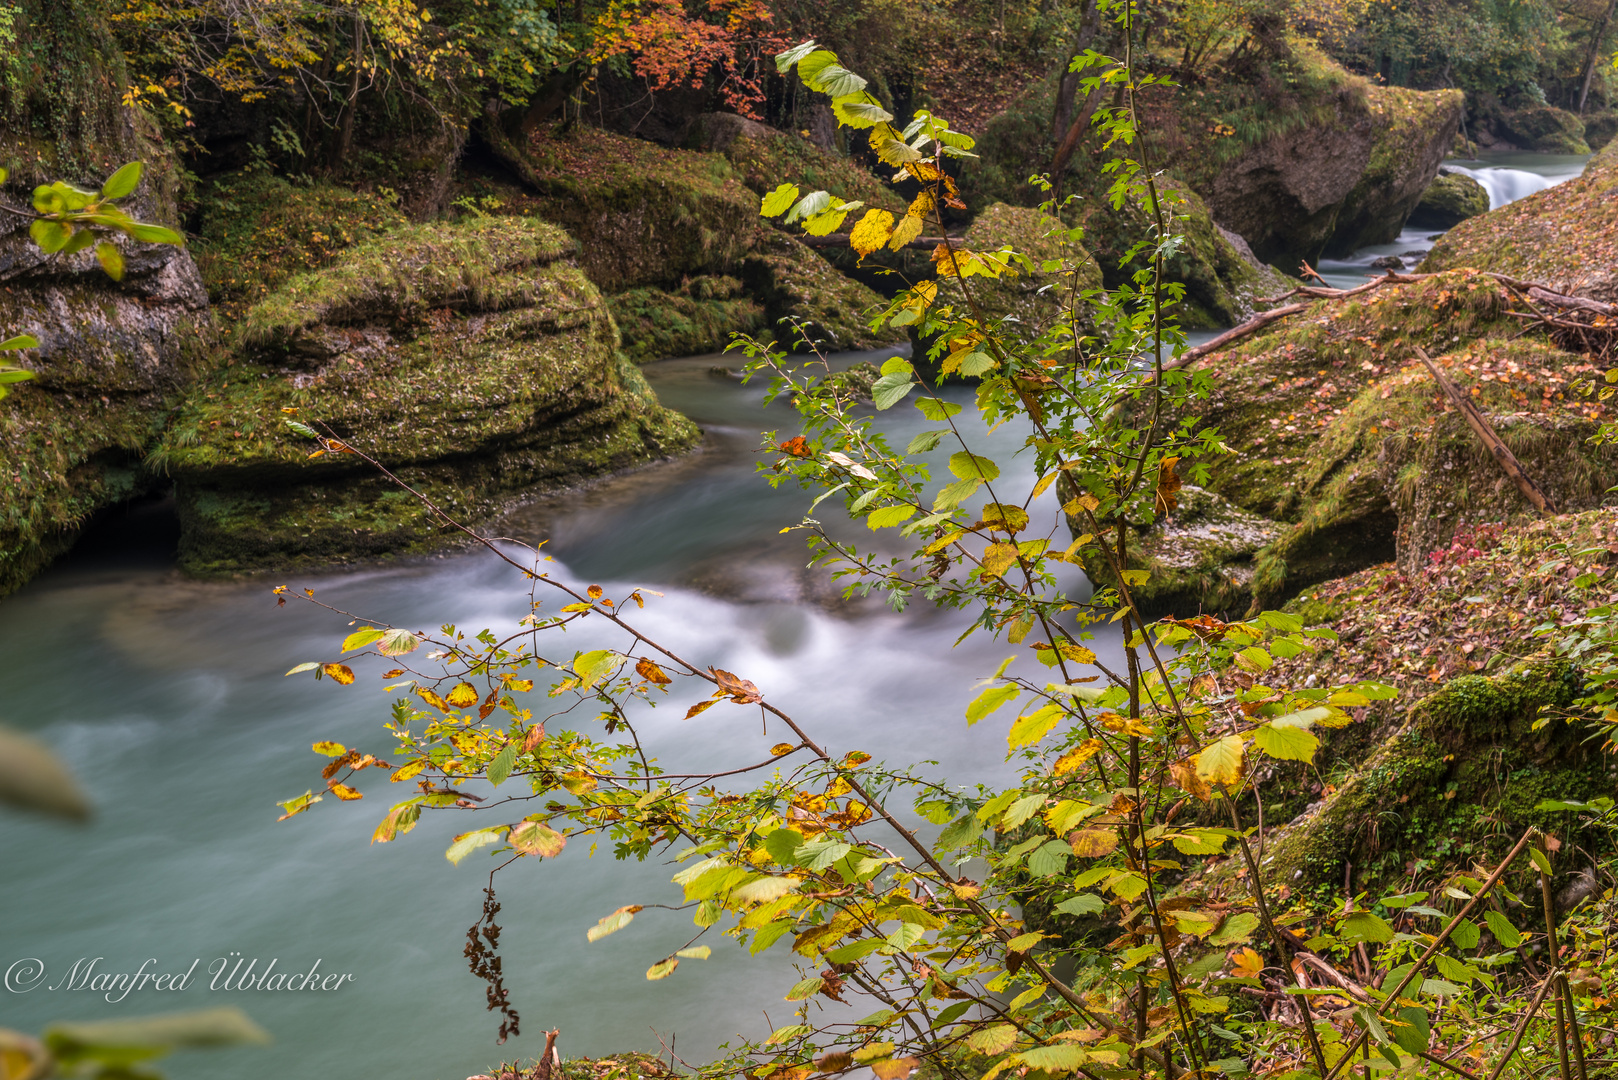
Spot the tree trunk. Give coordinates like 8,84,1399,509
1577,0,1618,114
517,65,588,137
329,12,363,171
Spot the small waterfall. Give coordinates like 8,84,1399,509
1442,164,1553,210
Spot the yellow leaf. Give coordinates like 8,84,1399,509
328,781,362,801
1052,739,1103,775
1069,828,1120,857
445,682,478,708
390,759,425,783
1230,947,1265,978
888,212,923,250
312,741,347,757
1008,703,1064,749
647,957,679,980
1057,642,1097,664
321,663,355,685
980,542,1020,578
685,697,719,719
1061,493,1101,516
1169,757,1212,802
1195,734,1246,786
849,208,895,258
771,742,796,756
870,1059,920,1080
510,819,567,858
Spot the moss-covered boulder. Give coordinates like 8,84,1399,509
1422,139,1618,302
470,126,889,356
1496,106,1591,154
1326,85,1467,255
1119,271,1617,615
1584,110,1618,150
960,203,1103,327
606,277,763,363
1408,170,1490,230
1257,653,1603,892
162,218,698,575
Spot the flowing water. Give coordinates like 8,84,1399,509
1314,151,1592,290
1,349,1121,1079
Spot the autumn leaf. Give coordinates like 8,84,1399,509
888,212,923,250
445,682,479,708
1069,828,1120,857
849,208,895,259
685,697,719,720
711,668,762,703
980,542,1020,579
1052,739,1103,775
869,1059,920,1080
1155,455,1182,515
312,741,347,757
1229,947,1265,978
521,724,547,754
1195,734,1245,786
646,957,679,980
1169,756,1213,802
770,742,796,756
587,905,643,942
327,781,362,801
776,435,813,458
636,657,672,685
321,663,355,685
510,819,567,858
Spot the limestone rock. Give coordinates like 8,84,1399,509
1407,171,1490,230
1327,86,1467,255
1496,106,1591,154
162,218,699,575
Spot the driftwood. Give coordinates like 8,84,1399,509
1413,345,1557,515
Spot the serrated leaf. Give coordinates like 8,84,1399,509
915,397,961,421
1008,703,1064,749
510,819,566,857
1251,718,1319,763
1208,912,1261,946
871,373,915,410
1340,911,1395,944
948,451,999,480
867,505,916,529
342,627,385,652
1195,734,1245,785
761,182,800,217
487,744,519,787
1483,909,1523,947
966,683,1019,723
1054,893,1105,916
445,828,504,865
967,1025,1018,1054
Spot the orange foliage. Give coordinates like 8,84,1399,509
589,0,786,117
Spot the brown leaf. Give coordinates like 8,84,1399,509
587,584,604,600
636,657,672,685
1155,455,1182,515
521,724,547,753
814,1052,853,1073
711,667,762,703
1169,757,1213,803
685,697,719,720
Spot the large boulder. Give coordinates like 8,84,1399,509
1496,105,1591,154
474,125,889,357
1207,83,1462,264
0,0,210,598
1422,139,1618,302
161,218,698,575
1408,170,1490,230
1110,271,1618,616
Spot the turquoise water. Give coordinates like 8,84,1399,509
1,349,1112,1079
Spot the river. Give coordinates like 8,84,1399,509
0,149,1590,1079
0,351,1112,1080
1314,150,1591,290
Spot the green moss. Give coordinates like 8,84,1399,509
607,277,764,363
166,217,699,573
1496,106,1591,154
191,171,409,321
1328,84,1465,254
1264,654,1606,893
1409,171,1490,230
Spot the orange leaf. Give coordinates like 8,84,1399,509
1155,455,1182,515
711,667,762,703
321,663,355,685
685,697,719,720
328,781,363,801
776,435,813,458
1229,947,1265,979
636,657,672,685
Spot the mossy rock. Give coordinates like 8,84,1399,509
191,171,410,321
1087,485,1286,619
1583,110,1618,150
163,217,699,574
693,112,905,215
1408,170,1490,231
1422,139,1618,303
960,203,1103,328
1128,271,1617,613
1496,106,1591,154
1258,653,1607,893
1326,84,1465,255
607,277,763,363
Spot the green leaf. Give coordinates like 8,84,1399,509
285,420,320,439
1483,909,1523,948
831,96,894,128
1008,703,1064,749
948,451,1000,480
32,184,65,214
1391,1007,1430,1055
800,839,852,870
966,683,1020,723
646,957,679,980
1340,912,1395,944
445,827,504,865
487,744,519,787
129,223,184,245
1528,846,1554,874
587,905,641,941
100,161,142,200
794,49,839,85
30,218,72,253
0,334,38,351
933,477,981,511
95,241,125,281
785,976,824,1000
1018,1046,1090,1073
1208,912,1261,946
1027,839,1070,878
915,397,962,421
871,373,915,410
761,183,800,217
377,628,419,656
676,945,711,960
1251,717,1320,763
937,811,983,850
967,1025,1018,1055
868,505,916,529
342,627,385,652
785,189,832,224
807,63,867,97
1450,918,1481,950
61,228,96,255
509,819,566,857
44,1008,269,1065
763,828,805,865
775,39,819,73
906,430,946,454
1195,734,1245,786
0,368,34,385
1054,893,1105,916
959,352,997,377
824,937,886,963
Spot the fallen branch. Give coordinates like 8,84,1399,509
1414,346,1557,515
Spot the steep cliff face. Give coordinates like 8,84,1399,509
1326,85,1465,255
0,0,209,597
162,218,698,575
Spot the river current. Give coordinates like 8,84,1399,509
0,150,1591,1079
